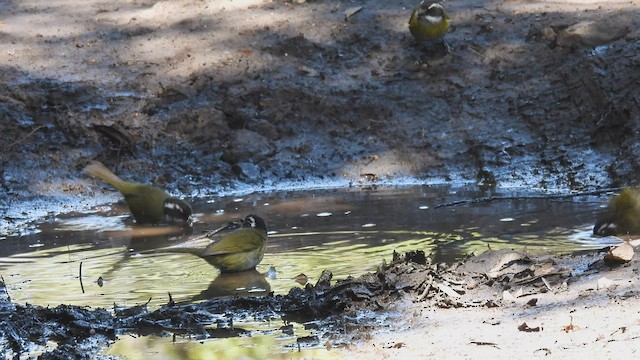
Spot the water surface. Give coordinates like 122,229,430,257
0,185,614,309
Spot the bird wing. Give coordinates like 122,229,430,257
200,228,266,256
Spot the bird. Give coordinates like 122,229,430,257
593,188,640,236
83,160,192,225
162,214,269,273
408,1,451,50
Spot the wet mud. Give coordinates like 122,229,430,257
1,1,640,222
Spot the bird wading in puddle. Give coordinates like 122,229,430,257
163,214,269,273
84,161,192,225
594,188,640,237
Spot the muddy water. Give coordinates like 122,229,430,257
0,185,615,310
0,185,618,358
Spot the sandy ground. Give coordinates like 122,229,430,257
347,249,640,359
2,0,640,358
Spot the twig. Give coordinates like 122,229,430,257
4,125,45,151
470,341,500,348
416,282,433,301
1,275,10,301
434,187,624,209
540,276,553,292
79,262,85,294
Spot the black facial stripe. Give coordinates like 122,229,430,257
244,214,267,232
163,198,193,221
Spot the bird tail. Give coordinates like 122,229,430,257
83,161,125,190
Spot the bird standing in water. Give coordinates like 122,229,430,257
594,188,640,236
83,161,192,225
163,214,269,273
408,1,451,51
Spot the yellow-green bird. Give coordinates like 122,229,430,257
594,188,640,236
409,1,451,47
165,215,269,273
83,161,192,225
201,215,268,273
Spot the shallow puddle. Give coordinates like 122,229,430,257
0,185,615,307
0,185,618,357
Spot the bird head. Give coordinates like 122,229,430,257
163,197,193,223
417,1,448,21
243,214,267,232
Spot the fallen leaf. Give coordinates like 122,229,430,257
294,273,309,285
483,318,501,325
518,322,542,332
604,242,634,264
344,6,363,20
597,277,616,290
503,290,516,302
436,282,462,298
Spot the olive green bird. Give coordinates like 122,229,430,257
164,215,268,273
409,1,451,49
594,187,640,236
83,161,192,225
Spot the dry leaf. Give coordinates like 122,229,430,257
436,282,462,298
518,322,542,332
294,273,309,285
344,6,363,20
503,290,516,302
597,277,616,290
604,242,634,264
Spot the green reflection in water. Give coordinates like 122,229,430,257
105,322,339,360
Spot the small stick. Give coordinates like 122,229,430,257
1,275,11,301
4,125,45,151
79,261,85,294
434,187,623,209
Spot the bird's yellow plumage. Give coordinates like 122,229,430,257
409,1,450,42
84,161,192,225
161,215,268,273
594,188,640,236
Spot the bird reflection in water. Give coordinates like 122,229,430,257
190,269,271,302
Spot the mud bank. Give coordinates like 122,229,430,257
2,245,639,358
1,0,640,231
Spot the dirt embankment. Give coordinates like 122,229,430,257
1,0,640,214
